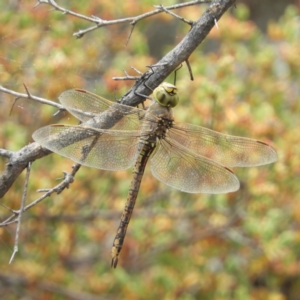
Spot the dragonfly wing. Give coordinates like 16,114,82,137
169,123,278,167
32,125,140,171
150,138,240,194
59,89,147,130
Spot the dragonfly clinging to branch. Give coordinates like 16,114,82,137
32,82,277,268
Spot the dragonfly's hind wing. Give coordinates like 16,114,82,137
33,124,141,171
150,138,240,194
59,89,147,130
169,123,277,167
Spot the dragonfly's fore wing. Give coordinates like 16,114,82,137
150,138,240,194
59,89,147,130
169,123,278,167
32,124,141,171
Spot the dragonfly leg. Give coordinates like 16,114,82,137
134,62,169,101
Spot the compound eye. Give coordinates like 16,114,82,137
153,82,179,107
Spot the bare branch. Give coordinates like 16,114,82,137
0,164,81,227
0,85,63,110
112,66,145,81
36,0,100,23
126,24,136,46
0,204,17,226
130,66,143,75
30,163,81,203
112,70,141,81
9,163,31,264
0,143,51,198
115,0,235,108
0,0,236,201
37,0,213,39
154,4,194,26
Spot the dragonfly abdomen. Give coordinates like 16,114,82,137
111,141,156,268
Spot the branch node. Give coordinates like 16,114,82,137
91,15,103,25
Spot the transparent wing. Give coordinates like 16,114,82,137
59,89,147,130
169,123,278,167
32,124,141,171
150,138,240,194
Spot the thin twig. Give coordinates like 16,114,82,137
26,164,81,210
35,0,99,22
0,209,16,226
0,85,63,110
112,76,141,81
9,162,31,264
0,164,81,227
154,4,194,26
112,69,141,81
36,0,212,39
126,24,136,46
130,66,143,75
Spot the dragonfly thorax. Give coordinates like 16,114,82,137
155,118,173,140
142,101,174,144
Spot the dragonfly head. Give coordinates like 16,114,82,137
153,82,179,108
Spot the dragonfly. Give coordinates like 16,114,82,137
32,82,278,268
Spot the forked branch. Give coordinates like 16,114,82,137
0,164,81,226
0,0,236,202
36,0,213,38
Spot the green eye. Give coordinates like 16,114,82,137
153,82,179,107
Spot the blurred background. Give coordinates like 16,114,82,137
0,0,300,299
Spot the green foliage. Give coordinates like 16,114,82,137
1,1,300,300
